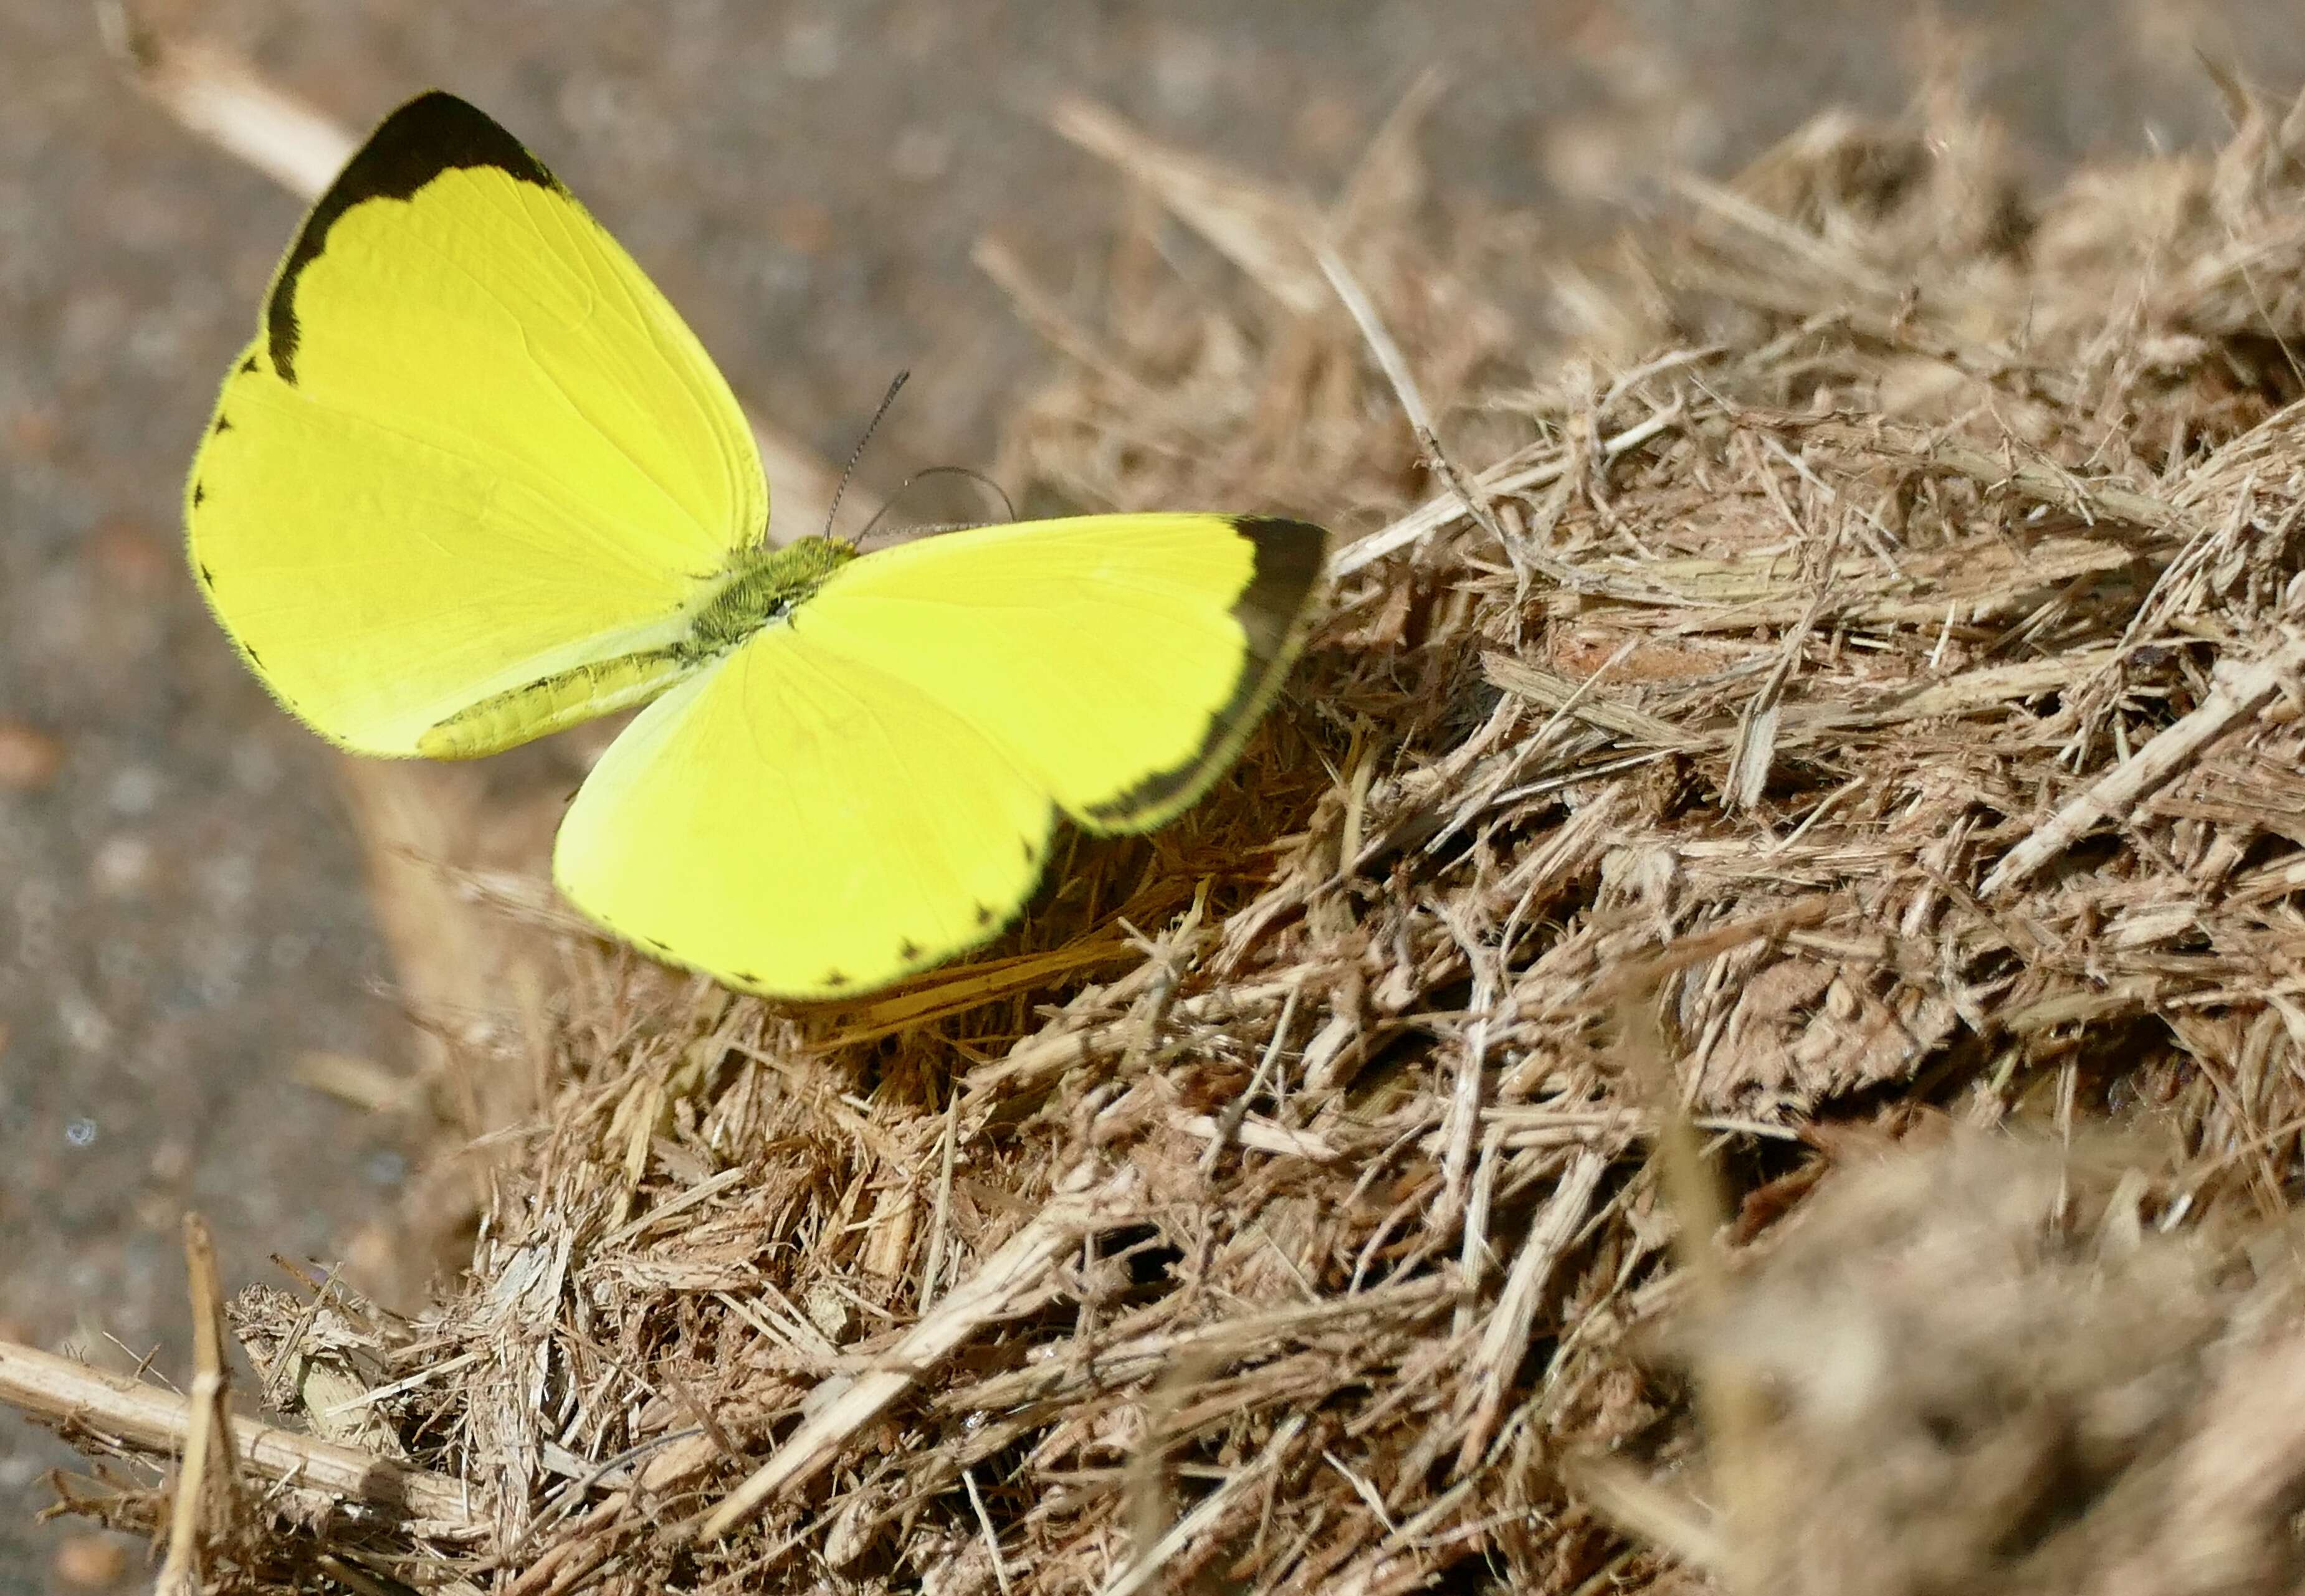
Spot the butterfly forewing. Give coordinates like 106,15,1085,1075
187,92,765,756
799,513,1325,831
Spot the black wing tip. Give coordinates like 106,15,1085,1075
267,90,555,382
1227,516,1327,614
361,92,555,188
1077,513,1327,832
1229,515,1327,554
386,88,485,123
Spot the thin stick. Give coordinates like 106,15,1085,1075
1454,1129,1504,1334
0,1339,477,1532
1328,406,1682,579
963,1467,1014,1596
1100,1415,1306,1596
1048,96,1329,316
1453,1149,1609,1471
1618,991,1762,1589
1315,243,1521,563
1200,980,1302,1174
919,1091,962,1304
157,1216,241,1595
1982,634,2305,895
186,1217,240,1476
1314,240,1436,439
1433,898,1497,1243
99,4,355,195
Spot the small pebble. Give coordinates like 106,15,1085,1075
889,126,952,183
106,766,161,816
0,720,63,791
805,1281,853,1342
4,408,60,458
776,199,834,257
90,835,155,898
84,515,174,596
52,1532,128,1589
783,14,842,80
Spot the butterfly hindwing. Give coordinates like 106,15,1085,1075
187,92,765,755
553,625,1052,998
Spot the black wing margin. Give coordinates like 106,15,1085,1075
266,92,558,384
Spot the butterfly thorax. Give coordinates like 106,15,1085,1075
413,536,855,759
684,536,855,659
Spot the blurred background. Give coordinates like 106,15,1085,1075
6,1,2305,1589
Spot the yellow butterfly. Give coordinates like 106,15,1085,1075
186,92,1324,998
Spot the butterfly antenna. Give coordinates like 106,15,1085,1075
823,369,910,546
852,465,1018,548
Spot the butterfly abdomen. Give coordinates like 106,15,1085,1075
411,541,856,759
417,646,690,758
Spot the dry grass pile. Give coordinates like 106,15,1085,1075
24,58,2305,1596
